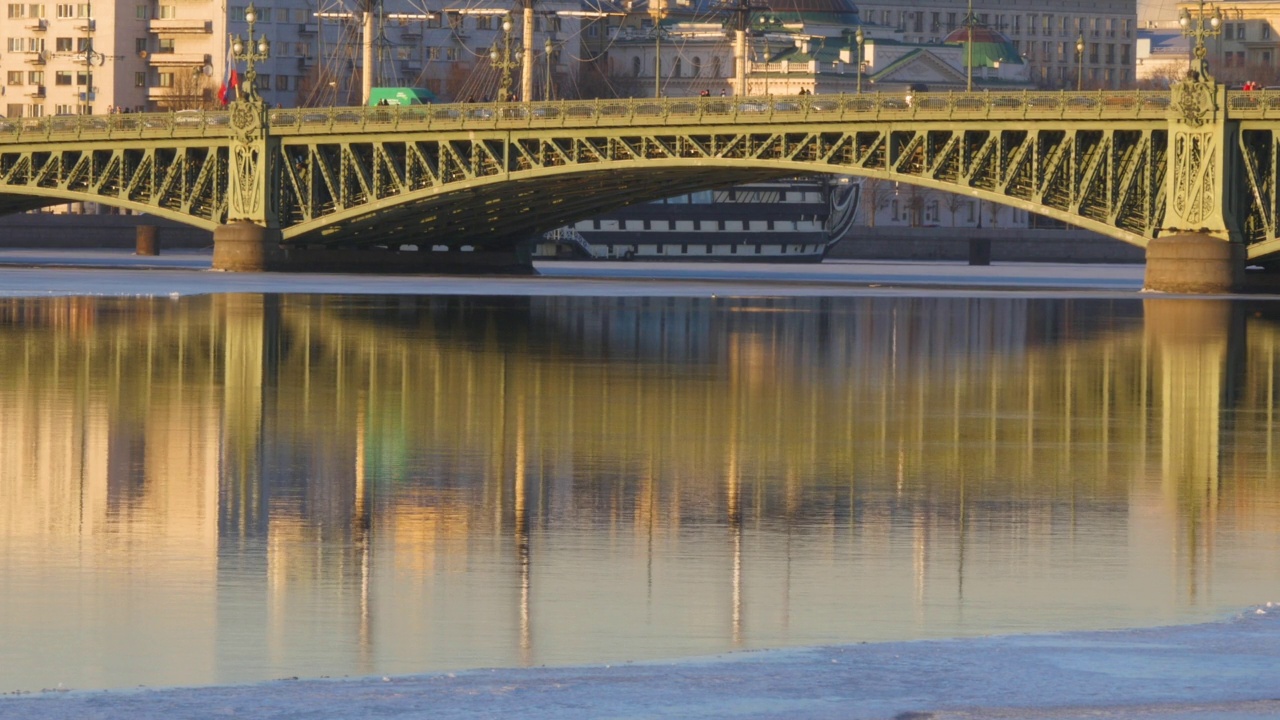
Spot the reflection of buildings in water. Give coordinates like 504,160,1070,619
2,295,1280,684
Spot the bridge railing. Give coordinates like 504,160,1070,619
264,90,1174,135
0,89,1199,144
1225,88,1280,118
0,109,232,142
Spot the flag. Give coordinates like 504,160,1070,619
218,39,235,105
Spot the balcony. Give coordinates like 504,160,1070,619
27,85,46,97
23,51,47,65
75,18,94,31
297,56,315,71
27,17,47,30
148,52,211,66
298,22,318,34
148,18,212,34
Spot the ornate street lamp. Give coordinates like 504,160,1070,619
230,3,271,103
1178,0,1222,82
489,14,520,102
1075,34,1085,90
855,26,864,94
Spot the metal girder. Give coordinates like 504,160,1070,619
0,141,228,229
274,119,1165,249
3,91,1280,259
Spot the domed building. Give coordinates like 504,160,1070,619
599,0,1030,97
943,24,1026,76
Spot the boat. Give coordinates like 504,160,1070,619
536,175,860,262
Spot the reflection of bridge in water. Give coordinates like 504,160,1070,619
3,76,1280,288
1,295,1279,683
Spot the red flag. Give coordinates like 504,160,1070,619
218,41,235,105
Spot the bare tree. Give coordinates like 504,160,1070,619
859,177,893,228
901,183,931,227
943,190,968,227
161,69,216,111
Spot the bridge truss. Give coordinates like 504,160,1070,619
3,89,1280,261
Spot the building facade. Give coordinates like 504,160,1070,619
0,0,584,118
854,0,1137,89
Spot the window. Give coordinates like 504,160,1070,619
55,36,71,51
54,103,72,115
257,73,269,90
1264,23,1272,40
445,47,458,61
134,71,145,87
632,56,641,77
158,71,174,87
135,37,147,53
157,38,174,53
7,3,25,18
55,70,71,85
75,70,87,85
54,2,70,16
157,4,175,17
712,56,721,77
229,5,243,21
76,36,88,51
1237,23,1245,40
5,103,23,118
428,46,440,60
1120,44,1130,65
5,38,20,52
475,14,491,30
673,57,681,77
6,71,23,85
691,56,701,77
75,2,88,17
27,70,42,84
275,74,288,90
257,6,271,21
27,37,44,52
134,4,147,18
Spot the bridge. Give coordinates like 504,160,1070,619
1,78,1276,290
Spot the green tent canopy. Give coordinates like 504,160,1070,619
368,87,437,106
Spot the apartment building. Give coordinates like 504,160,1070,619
852,0,1138,88
0,0,581,117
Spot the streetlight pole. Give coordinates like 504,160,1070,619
855,25,864,94
489,14,518,102
544,37,553,100
1075,34,1084,90
1179,0,1223,81
965,0,972,92
230,3,270,103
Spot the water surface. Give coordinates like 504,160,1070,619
1,294,1278,692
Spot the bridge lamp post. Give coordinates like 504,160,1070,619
1178,0,1222,81
230,4,270,103
544,37,554,100
1075,35,1084,90
855,26,864,94
489,15,520,102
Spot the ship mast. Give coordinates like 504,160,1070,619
520,0,535,102
362,0,376,104
731,0,750,95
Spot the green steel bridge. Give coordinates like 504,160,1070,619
0,82,1277,285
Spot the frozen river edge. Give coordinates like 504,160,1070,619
3,608,1280,719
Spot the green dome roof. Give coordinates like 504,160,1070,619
943,25,1024,68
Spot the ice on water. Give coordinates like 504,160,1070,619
3,605,1279,719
